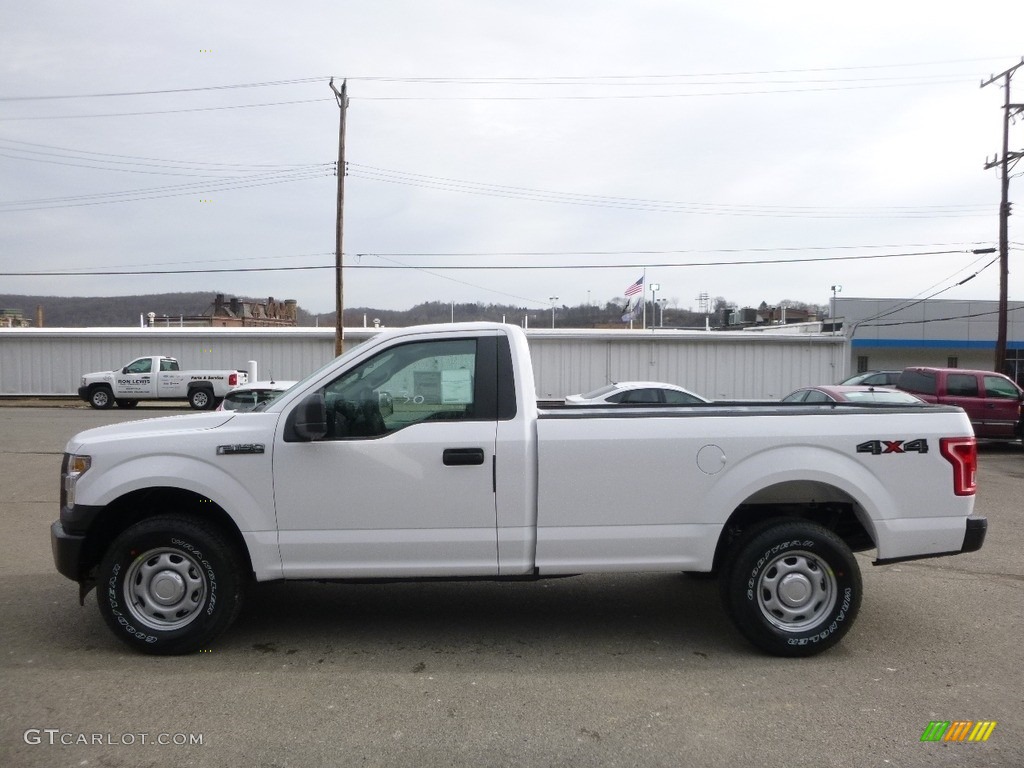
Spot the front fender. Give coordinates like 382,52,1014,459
80,454,275,536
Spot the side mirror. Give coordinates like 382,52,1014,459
284,393,328,442
122,367,129,374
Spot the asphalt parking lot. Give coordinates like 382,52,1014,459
0,404,1021,768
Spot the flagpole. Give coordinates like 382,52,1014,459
642,268,647,330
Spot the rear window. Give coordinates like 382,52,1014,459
581,384,619,399
843,391,922,404
898,370,936,395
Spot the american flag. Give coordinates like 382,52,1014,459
624,276,644,297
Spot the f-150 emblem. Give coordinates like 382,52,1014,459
856,439,928,455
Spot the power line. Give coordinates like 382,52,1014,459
859,303,1024,328
0,248,975,276
0,98,332,122
0,77,330,101
0,137,323,169
0,168,333,211
1,58,1007,102
347,163,991,219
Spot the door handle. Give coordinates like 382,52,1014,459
443,448,485,466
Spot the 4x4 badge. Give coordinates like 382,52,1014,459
856,439,928,455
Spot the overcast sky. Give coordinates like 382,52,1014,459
1,1,1022,317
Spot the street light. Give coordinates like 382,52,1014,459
657,298,668,328
648,283,660,331
549,296,559,328
830,285,842,328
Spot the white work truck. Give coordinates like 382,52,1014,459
78,355,248,410
52,323,986,657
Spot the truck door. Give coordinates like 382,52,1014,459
981,374,1022,438
942,372,985,432
273,335,501,578
115,357,156,398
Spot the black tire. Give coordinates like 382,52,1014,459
188,388,214,410
96,515,246,655
719,520,861,657
115,399,139,408
89,386,114,410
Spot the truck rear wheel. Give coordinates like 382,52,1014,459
188,388,214,410
96,515,245,655
89,386,114,410
720,520,861,657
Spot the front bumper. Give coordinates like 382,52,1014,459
77,386,90,402
51,519,87,581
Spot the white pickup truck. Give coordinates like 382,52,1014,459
78,355,248,410
52,323,986,657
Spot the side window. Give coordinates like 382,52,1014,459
160,359,179,372
622,388,661,404
663,389,701,405
946,374,978,397
984,376,1020,399
803,390,832,404
125,359,152,374
320,339,478,439
782,390,808,403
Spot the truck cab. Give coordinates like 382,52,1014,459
897,367,1023,440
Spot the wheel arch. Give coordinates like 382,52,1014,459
79,486,254,587
704,446,893,573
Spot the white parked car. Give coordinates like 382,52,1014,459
565,381,708,405
216,380,297,412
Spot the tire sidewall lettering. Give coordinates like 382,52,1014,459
105,534,221,647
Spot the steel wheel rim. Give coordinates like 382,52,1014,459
756,549,836,632
193,392,209,407
124,547,208,631
93,391,109,407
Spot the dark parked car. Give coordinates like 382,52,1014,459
896,367,1023,440
782,385,925,405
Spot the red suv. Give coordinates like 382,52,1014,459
896,367,1023,440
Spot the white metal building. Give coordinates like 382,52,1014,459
0,325,847,400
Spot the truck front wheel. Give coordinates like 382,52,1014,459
96,516,245,654
720,520,861,657
188,388,213,410
89,386,114,410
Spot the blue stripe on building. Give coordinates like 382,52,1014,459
852,339,1024,350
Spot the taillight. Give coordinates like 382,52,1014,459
940,437,977,496
229,373,238,386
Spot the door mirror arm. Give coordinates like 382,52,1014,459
284,393,328,442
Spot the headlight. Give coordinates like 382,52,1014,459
62,454,91,508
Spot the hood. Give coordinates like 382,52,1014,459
65,412,235,453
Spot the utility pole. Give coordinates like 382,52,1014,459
329,78,349,356
981,58,1024,375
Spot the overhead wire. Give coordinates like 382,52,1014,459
347,163,991,219
0,247,978,276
